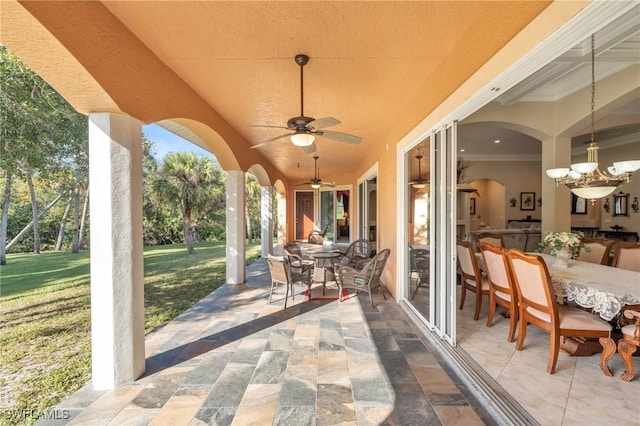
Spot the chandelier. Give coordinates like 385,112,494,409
545,34,640,200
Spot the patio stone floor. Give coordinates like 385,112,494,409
38,258,496,425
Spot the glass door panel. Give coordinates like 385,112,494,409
319,190,335,241
404,122,457,345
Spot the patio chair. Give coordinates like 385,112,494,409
339,238,372,269
266,255,311,308
611,242,640,272
600,308,640,382
408,244,429,299
507,249,612,374
338,248,390,308
480,243,518,342
456,239,489,321
307,225,329,245
284,243,315,278
578,237,615,265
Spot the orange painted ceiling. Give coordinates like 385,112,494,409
2,1,552,181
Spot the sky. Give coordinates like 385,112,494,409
142,123,214,162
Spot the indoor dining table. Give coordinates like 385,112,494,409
536,253,640,322
536,253,640,356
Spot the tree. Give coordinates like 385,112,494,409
151,152,223,254
0,46,88,261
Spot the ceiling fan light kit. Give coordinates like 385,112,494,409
545,34,639,200
290,131,315,147
409,154,429,189
251,54,362,152
298,155,335,189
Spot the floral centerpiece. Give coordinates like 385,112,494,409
537,231,589,266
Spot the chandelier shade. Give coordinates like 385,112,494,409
544,34,639,200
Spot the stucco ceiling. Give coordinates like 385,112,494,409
2,0,553,182
2,1,637,183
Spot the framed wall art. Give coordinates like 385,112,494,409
520,192,535,211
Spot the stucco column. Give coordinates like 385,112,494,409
541,137,572,233
226,170,246,284
88,113,145,390
260,186,274,257
276,191,287,245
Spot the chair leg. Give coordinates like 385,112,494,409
459,282,467,310
618,339,638,382
283,280,290,309
486,295,496,327
599,337,616,377
369,290,374,308
547,330,560,374
269,280,275,304
516,312,527,351
473,290,482,321
506,306,518,343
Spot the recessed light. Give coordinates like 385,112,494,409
460,149,465,152
494,140,500,144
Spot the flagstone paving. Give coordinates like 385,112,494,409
37,258,495,425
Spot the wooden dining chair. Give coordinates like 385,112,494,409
578,237,615,265
474,233,505,251
507,249,612,374
480,243,519,342
456,239,489,321
611,242,640,272
600,309,640,382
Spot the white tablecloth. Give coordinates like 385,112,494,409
537,253,640,321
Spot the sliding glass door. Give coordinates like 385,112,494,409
319,187,352,243
405,122,457,344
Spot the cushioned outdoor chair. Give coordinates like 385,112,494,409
339,238,373,269
284,243,314,279
408,244,430,299
266,255,312,308
338,248,390,307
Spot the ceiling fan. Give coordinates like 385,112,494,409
409,154,429,189
297,156,335,189
251,54,362,153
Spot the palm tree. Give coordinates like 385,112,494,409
151,152,221,254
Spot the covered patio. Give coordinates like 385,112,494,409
38,257,503,425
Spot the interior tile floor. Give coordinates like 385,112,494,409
456,291,640,426
38,258,495,426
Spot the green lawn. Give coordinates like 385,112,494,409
0,241,261,425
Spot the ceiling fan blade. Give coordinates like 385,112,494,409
251,133,291,149
296,182,313,186
317,130,362,144
302,142,317,154
249,124,288,129
307,116,341,130
321,182,335,188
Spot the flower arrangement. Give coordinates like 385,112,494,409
537,231,589,257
